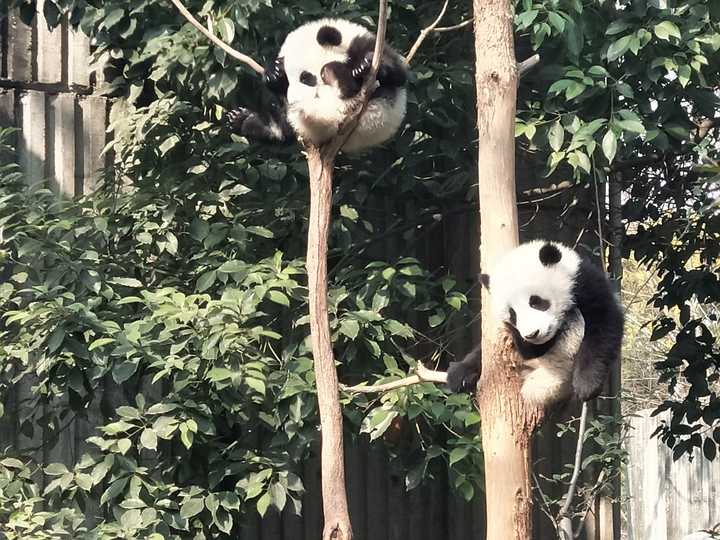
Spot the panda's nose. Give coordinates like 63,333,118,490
524,330,539,340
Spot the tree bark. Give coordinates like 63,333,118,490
473,1,544,538
305,145,353,540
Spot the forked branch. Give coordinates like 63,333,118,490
405,0,450,65
168,0,265,74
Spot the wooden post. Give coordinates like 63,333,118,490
473,0,544,538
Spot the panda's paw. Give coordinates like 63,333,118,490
446,361,480,394
225,107,251,131
351,52,373,80
265,57,286,89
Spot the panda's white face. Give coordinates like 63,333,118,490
279,19,368,123
485,241,581,344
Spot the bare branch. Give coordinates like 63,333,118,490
168,0,265,75
434,19,472,32
557,402,590,540
341,363,448,394
405,0,450,65
518,54,540,78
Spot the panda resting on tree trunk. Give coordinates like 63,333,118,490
447,240,624,407
227,18,408,152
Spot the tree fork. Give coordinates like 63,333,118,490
473,0,544,538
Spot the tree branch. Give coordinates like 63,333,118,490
341,363,448,394
303,3,389,539
518,54,540,78
167,0,265,74
434,19,472,32
557,402,590,540
405,0,450,65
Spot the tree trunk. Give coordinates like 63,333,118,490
306,145,353,540
473,1,544,538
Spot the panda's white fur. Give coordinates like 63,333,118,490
279,18,407,152
518,308,585,406
487,240,581,344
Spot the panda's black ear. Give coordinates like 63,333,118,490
479,273,490,289
539,243,562,266
317,26,342,47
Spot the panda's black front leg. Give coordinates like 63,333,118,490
225,96,293,144
446,344,482,393
264,56,289,95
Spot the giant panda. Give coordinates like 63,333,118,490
447,240,624,407
227,18,408,152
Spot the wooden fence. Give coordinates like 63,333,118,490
626,408,720,540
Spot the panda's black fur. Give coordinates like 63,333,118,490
227,18,408,152
447,240,624,406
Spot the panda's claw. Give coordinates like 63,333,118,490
225,107,251,130
351,52,373,80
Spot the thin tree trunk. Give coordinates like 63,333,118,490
306,145,352,540
473,1,544,538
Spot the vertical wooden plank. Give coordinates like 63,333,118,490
76,96,107,194
346,436,367,540
407,482,427,540
0,89,15,127
19,90,46,183
387,464,408,540
36,0,63,84
303,447,323,540
67,27,90,87
261,509,282,540
282,497,304,540
6,11,32,82
427,470,447,540
366,443,388,540
47,93,76,196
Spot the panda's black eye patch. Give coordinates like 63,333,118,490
300,71,317,86
317,26,342,46
508,308,517,326
529,295,550,311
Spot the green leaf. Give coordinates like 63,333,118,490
449,447,470,465
109,277,143,288
267,290,290,307
101,476,129,505
256,492,272,517
606,35,632,61
44,463,69,476
181,497,205,519
654,21,681,41
339,319,360,340
602,130,617,163
89,337,115,351
548,121,564,152
140,428,158,451
196,270,217,292
616,119,645,135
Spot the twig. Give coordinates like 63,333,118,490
557,402,589,539
434,19,472,32
167,0,265,74
518,54,540,77
405,0,450,65
341,363,448,393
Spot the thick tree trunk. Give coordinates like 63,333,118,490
306,146,352,540
473,1,544,538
